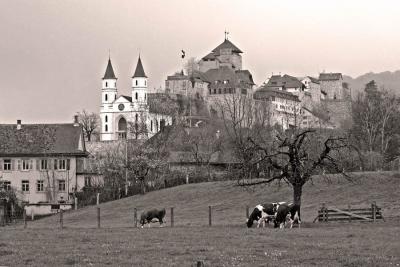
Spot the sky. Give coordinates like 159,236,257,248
1,0,400,123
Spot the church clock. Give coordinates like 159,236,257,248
118,104,125,111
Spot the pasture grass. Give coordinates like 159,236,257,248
0,222,399,266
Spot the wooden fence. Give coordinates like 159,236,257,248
314,202,385,223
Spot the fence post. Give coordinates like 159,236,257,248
97,207,101,228
97,193,100,206
348,204,351,222
133,208,137,228
23,209,27,229
74,197,78,210
60,209,64,229
209,206,212,226
246,206,249,219
31,209,34,221
322,203,326,222
0,207,4,227
171,207,174,227
372,202,376,222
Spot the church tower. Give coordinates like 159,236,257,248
100,57,117,141
131,56,148,105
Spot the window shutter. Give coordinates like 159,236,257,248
36,159,40,170
0,159,3,171
67,159,70,170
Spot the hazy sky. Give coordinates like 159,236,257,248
1,0,400,123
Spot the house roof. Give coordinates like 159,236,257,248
202,52,217,60
308,76,320,84
132,56,147,78
212,39,243,54
0,123,87,157
254,86,300,102
103,58,117,80
204,67,255,88
319,73,342,81
265,74,303,89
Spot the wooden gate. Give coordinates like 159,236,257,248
314,202,385,223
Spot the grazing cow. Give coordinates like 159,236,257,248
287,203,301,228
140,208,166,228
273,203,301,229
246,203,280,228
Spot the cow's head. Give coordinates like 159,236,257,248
247,206,262,228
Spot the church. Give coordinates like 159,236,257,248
100,56,172,141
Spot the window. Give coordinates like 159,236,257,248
21,159,32,170
135,114,138,121
135,80,138,86
105,81,108,87
105,115,108,123
3,159,11,171
105,125,108,132
58,180,66,192
58,159,66,170
213,89,216,94
150,120,153,132
218,88,221,94
40,159,48,170
241,89,247,95
105,94,108,101
145,93,147,100
84,176,92,187
209,88,211,95
3,181,11,191
37,180,44,192
145,80,146,86
135,92,138,100
22,180,29,192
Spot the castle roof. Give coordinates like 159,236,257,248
132,56,147,78
204,67,254,88
212,39,243,54
0,123,87,157
254,85,300,102
319,73,342,81
103,58,117,80
266,74,303,89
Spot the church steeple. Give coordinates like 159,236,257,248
132,56,147,78
103,58,117,80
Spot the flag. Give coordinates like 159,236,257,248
181,50,185,59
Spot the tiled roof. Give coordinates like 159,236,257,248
102,58,117,79
132,56,147,78
266,74,303,89
254,86,300,102
308,76,320,84
319,73,342,81
204,67,254,88
212,39,243,54
0,124,86,157
202,52,217,60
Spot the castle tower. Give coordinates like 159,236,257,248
100,57,117,141
132,56,148,105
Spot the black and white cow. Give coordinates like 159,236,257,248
273,203,301,229
140,208,166,228
246,203,280,228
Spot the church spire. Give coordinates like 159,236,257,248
103,58,117,80
132,56,147,78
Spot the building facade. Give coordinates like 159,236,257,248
0,120,88,206
100,56,172,141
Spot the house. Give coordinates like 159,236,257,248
0,118,89,215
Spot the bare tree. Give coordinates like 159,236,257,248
77,110,100,142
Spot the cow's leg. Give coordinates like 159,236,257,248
280,222,285,229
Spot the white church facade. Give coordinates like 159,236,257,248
100,56,172,141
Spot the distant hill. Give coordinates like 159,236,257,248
344,70,400,97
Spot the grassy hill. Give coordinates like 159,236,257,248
29,171,400,229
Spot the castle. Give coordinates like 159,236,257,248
100,56,172,141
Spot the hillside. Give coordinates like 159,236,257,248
344,70,400,97
29,172,400,228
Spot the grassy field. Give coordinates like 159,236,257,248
0,171,399,266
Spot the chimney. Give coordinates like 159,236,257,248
17,119,22,130
73,115,79,127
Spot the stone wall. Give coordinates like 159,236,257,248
322,99,352,128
